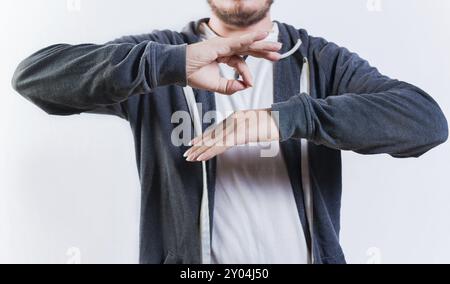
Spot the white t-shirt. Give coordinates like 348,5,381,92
199,23,309,264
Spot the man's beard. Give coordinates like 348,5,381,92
208,0,274,28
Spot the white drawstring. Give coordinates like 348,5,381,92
300,57,314,264
182,86,212,264
279,39,302,60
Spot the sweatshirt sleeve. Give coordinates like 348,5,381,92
272,37,448,158
11,38,187,119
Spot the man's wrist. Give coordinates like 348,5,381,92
152,42,187,87
271,94,310,141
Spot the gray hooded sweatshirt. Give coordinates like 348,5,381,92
11,19,448,264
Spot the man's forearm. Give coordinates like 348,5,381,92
272,36,449,158
12,41,186,115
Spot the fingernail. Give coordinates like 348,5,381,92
183,151,189,158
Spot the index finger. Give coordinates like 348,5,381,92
221,31,271,56
237,31,271,47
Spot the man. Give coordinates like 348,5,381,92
12,0,448,264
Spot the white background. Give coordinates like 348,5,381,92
1,0,449,264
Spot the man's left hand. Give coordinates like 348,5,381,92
184,109,280,162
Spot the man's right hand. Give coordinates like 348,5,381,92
186,31,282,95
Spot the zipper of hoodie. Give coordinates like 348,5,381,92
300,57,315,264
182,86,212,264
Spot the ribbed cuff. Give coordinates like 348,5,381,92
152,43,187,87
271,93,311,141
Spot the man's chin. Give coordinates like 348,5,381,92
214,10,270,27
209,0,273,28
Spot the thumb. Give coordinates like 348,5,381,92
217,77,248,95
